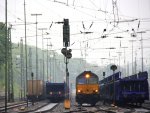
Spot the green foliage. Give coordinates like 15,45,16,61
0,22,6,90
0,64,5,91
0,22,6,63
13,82,20,98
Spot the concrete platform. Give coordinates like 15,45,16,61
35,103,57,112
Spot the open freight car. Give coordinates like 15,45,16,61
99,71,149,105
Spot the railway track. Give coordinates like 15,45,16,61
1,98,150,113
95,102,150,113
0,101,29,112
62,97,150,113
63,104,150,113
0,100,50,113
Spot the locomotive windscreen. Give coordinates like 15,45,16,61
88,77,98,84
46,83,65,92
77,77,98,84
77,78,86,84
48,85,64,91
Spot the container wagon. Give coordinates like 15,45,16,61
27,80,44,101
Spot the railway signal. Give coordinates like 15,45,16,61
61,48,72,59
61,19,71,109
110,65,117,106
110,65,117,72
63,19,70,47
103,72,105,78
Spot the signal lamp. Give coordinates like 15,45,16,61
85,74,90,78
50,92,52,95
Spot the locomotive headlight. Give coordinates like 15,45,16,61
50,92,52,95
85,73,90,78
78,90,81,93
59,91,61,94
95,90,98,92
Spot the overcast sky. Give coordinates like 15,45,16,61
0,0,150,71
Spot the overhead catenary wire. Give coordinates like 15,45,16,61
1,0,150,65
48,0,142,20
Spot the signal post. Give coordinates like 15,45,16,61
110,65,117,106
61,19,72,109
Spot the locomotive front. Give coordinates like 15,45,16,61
76,71,99,106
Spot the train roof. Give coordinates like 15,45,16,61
76,71,98,79
99,71,121,84
99,71,148,84
122,71,148,80
46,82,65,85
120,78,148,82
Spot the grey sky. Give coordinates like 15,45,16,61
0,0,150,73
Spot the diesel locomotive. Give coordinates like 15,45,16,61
76,71,100,106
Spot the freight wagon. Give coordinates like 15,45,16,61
99,71,149,105
27,80,44,101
